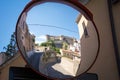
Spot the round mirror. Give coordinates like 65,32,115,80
16,0,100,79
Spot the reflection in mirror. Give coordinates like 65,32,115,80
16,2,98,79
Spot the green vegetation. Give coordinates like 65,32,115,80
40,40,60,54
35,43,39,46
62,42,68,50
40,40,55,47
3,32,17,56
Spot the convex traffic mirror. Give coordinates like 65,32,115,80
16,0,100,79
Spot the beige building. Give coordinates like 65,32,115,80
78,0,120,80
46,35,76,48
0,52,26,80
76,14,99,76
17,12,35,52
0,53,7,65
35,46,50,52
0,13,35,79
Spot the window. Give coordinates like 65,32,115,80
22,36,24,40
9,67,46,80
82,22,89,38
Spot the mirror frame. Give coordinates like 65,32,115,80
15,0,100,79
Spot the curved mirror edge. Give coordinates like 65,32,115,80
16,2,99,79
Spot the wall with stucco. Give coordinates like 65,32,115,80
0,53,26,80
112,1,120,59
84,0,119,80
76,14,98,75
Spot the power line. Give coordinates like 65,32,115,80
28,24,78,33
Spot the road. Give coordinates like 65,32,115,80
28,51,80,79
28,51,43,71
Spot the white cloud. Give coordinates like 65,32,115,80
37,35,46,40
35,35,46,44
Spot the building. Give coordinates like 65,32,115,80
17,12,35,60
69,40,81,52
35,46,50,52
46,35,76,48
17,12,35,52
0,53,7,65
76,14,99,75
0,52,26,80
76,0,120,80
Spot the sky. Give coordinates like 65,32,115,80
0,0,30,52
26,2,80,44
0,1,80,52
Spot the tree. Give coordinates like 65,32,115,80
3,32,17,56
40,40,55,48
35,43,39,46
62,42,68,50
40,42,47,47
40,40,60,54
